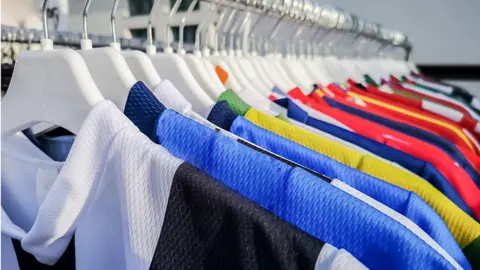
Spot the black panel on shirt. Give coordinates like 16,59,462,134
150,162,324,270
12,236,76,269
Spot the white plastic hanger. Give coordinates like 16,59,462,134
274,0,315,94
1,0,104,136
77,0,136,111
177,0,224,99
210,8,260,94
245,17,292,92
257,12,297,92
263,3,303,92
200,9,245,92
305,26,335,86
194,16,229,89
294,1,333,88
234,0,291,91
147,0,214,111
109,0,161,90
242,13,277,91
233,12,272,95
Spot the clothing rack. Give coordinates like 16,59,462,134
1,0,412,59
195,0,413,60
0,25,197,52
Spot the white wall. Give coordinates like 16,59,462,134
319,0,480,65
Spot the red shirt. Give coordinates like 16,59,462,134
359,78,480,143
390,76,474,117
337,83,479,155
284,87,480,217
314,85,480,172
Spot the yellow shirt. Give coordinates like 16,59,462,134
244,108,480,248
348,91,476,152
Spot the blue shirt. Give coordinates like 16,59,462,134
321,95,480,188
272,97,475,218
122,81,466,270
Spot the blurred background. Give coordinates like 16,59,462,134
2,0,479,92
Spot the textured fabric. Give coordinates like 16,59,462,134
224,89,379,156
235,87,291,117
230,115,469,267
151,80,222,131
151,162,354,270
123,84,468,269
152,109,459,269
334,82,477,154
309,89,480,191
273,97,474,217
244,108,425,190
115,127,343,270
463,237,480,270
22,129,73,162
331,179,464,270
2,206,75,270
365,82,480,145
152,79,193,115
398,75,480,120
123,81,166,140
393,75,480,119
244,107,480,253
346,87,478,153
207,101,239,131
269,87,353,130
2,101,183,270
218,89,252,116
404,74,478,109
357,79,465,118
316,243,368,270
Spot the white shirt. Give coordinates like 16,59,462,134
2,100,368,270
1,101,184,270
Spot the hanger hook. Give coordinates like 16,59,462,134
246,0,274,54
212,7,229,53
147,0,161,48
178,0,199,52
268,0,293,41
228,11,247,52
194,2,216,51
289,0,307,57
42,0,51,39
219,8,238,52
166,0,185,49
82,0,92,40
234,10,252,53
111,0,119,44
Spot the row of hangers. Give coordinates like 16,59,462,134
1,0,415,138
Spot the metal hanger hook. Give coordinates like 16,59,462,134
147,0,161,47
42,0,51,39
166,0,185,47
212,7,229,52
178,0,199,51
82,0,92,40
111,0,119,44
195,2,217,51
